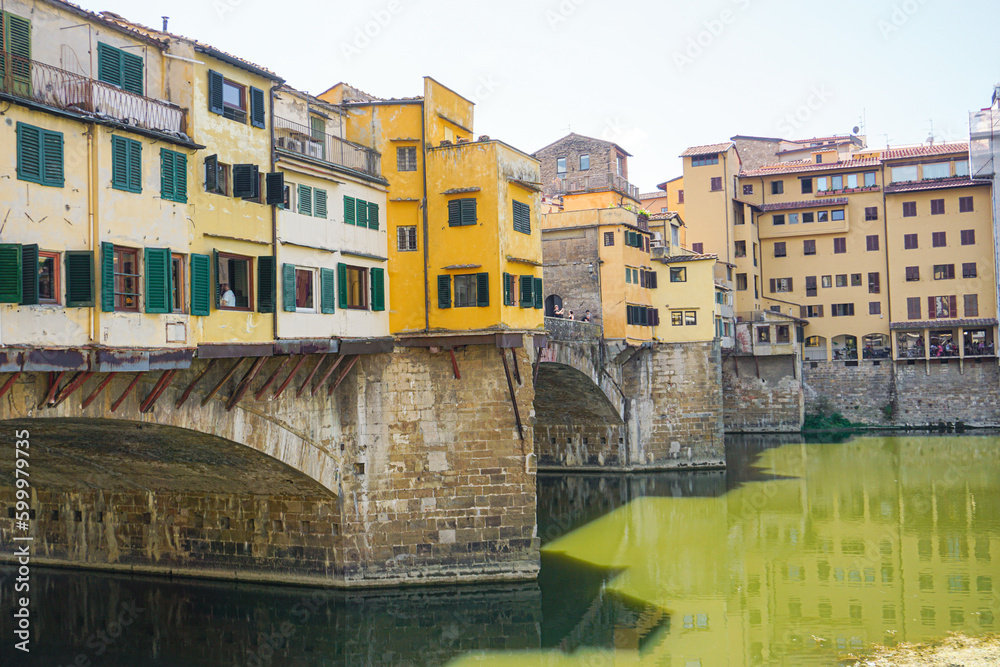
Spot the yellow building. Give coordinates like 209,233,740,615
319,78,544,338
649,252,718,343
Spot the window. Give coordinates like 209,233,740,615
735,241,746,258
774,242,786,258
821,275,832,288
932,232,946,247
677,189,684,203
771,277,792,292
579,154,590,170
833,238,846,254
831,175,843,190
692,243,703,253
815,154,823,164
831,210,845,221
923,162,949,179
397,146,417,171
904,233,918,249
113,246,140,312
905,266,920,281
836,274,848,287
851,273,862,286
930,295,955,319
802,212,815,223
710,177,722,191
556,157,566,174
37,251,59,304
773,214,785,226
16,123,64,187
866,235,879,251
892,165,918,183
869,301,881,315
965,294,979,317
803,239,816,256
864,172,877,186
868,272,880,294
221,78,246,123
757,326,770,342
931,199,945,215
342,265,369,309
805,276,817,297
616,155,624,176
800,178,813,194
816,210,828,223
217,252,252,310
454,274,479,307
902,201,916,217
832,303,855,317
788,212,799,225
512,200,531,234
847,174,858,188
865,206,878,221
398,226,417,251
604,231,615,246
294,268,315,312
111,135,142,194
670,267,687,282
907,297,921,319
97,42,143,95
805,305,823,318
816,177,828,192
205,155,230,195
671,311,683,326
963,263,977,279
691,155,719,167
298,185,330,218
959,196,974,213
447,198,477,226
170,254,185,313
160,149,187,203
776,325,790,343
934,264,955,280
961,229,975,245
736,273,747,291
769,180,784,195
685,311,697,325
743,184,753,195
343,196,378,229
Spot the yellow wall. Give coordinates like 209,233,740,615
651,258,717,342
665,176,687,222
681,147,739,262
562,190,626,212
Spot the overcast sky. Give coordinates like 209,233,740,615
79,0,1000,192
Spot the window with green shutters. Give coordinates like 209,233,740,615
257,256,275,313
281,263,296,312
476,272,489,307
314,188,327,218
111,135,142,193
448,198,477,226
65,251,94,307
344,196,356,224
437,275,451,308
1,12,32,96
0,243,22,303
189,253,211,316
298,184,313,216
97,43,143,95
502,272,514,306
320,267,336,314
368,202,379,230
17,123,63,187
144,247,171,313
532,277,543,309
356,198,369,227
513,200,531,234
20,244,37,305
370,267,385,311
519,275,533,308
160,149,187,203
249,86,265,129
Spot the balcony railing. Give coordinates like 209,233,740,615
274,116,382,179
549,171,640,199
0,51,186,136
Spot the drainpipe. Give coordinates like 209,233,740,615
421,101,430,332
880,162,893,356
722,152,731,266
87,126,97,344
269,85,278,341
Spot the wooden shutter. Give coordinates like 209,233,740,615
533,277,543,309
371,267,385,311
64,251,94,307
20,244,37,305
368,202,380,230
41,130,64,187
7,14,31,93
212,249,221,308
320,268,336,314
519,275,532,308
205,154,218,192
949,295,957,318
476,272,489,307
16,122,41,183
189,253,211,316
927,296,936,320
0,243,22,303
112,135,129,190
121,50,143,95
281,263,296,312
437,275,451,308
249,86,266,129
100,241,115,312
314,188,328,218
298,184,313,216
788,278,793,292
356,198,368,227
97,43,121,87
344,196,356,224
233,164,258,198
173,152,187,203
265,172,284,205
144,247,171,313
208,70,224,115
513,201,530,234
257,256,275,313
125,139,141,192
461,198,477,225
337,263,348,309
502,272,511,306
626,306,634,325
769,278,776,294
448,199,461,226
160,149,175,201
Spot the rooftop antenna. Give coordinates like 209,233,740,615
926,119,935,145
882,133,892,149
162,16,169,31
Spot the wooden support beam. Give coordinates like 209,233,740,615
254,356,291,400
273,355,309,400
0,372,22,402
175,359,218,408
449,349,461,379
226,356,268,411
296,355,325,398
139,370,177,414
41,371,65,407
312,355,344,396
81,373,116,409
110,372,144,413
533,351,541,385
499,349,524,441
328,355,359,396
510,348,521,385
201,358,245,407
52,371,94,408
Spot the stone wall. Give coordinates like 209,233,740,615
802,360,894,424
541,226,604,322
723,354,804,432
535,134,618,191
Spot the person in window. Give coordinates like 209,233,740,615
221,282,237,308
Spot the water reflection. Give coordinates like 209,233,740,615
458,435,1000,665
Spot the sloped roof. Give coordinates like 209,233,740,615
533,132,633,158
882,142,969,160
884,176,988,194
680,142,734,157
657,253,717,263
741,157,882,177
758,198,849,212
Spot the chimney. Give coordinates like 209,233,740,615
162,16,169,31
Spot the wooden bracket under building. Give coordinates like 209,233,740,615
52,371,94,408
226,357,268,411
296,355,326,398
254,356,291,400
110,372,145,413
0,372,22,402
201,358,245,407
328,355,359,396
510,348,521,385
139,370,177,414
311,354,344,396
449,349,461,379
175,359,218,409
81,372,116,409
499,349,524,441
41,371,65,407
272,355,309,399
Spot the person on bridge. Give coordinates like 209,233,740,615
567,311,575,320
553,304,564,317
582,310,591,322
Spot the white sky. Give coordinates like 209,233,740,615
77,0,1000,192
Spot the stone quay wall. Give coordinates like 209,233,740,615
723,354,804,432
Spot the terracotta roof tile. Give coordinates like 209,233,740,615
680,142,733,157
758,198,849,212
657,253,717,263
740,157,881,177
882,142,968,160
884,176,988,194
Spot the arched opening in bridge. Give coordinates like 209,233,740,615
545,294,563,317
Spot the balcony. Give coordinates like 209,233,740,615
549,171,640,200
0,51,186,136
274,116,382,179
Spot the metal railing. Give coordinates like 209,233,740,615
274,116,382,178
0,51,186,135
549,171,640,199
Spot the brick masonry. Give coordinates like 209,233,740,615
541,226,604,322
534,134,626,192
723,354,804,432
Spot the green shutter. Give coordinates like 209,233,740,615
64,251,94,307
144,247,171,313
208,70,224,115
476,272,489,307
249,86,266,129
368,202,380,230
520,275,532,308
0,243,22,303
97,43,121,87
447,199,461,226
20,244,38,305
100,241,115,312
257,256,275,313
502,272,511,306
320,267,336,314
6,14,31,95
513,200,530,234
110,136,140,193
233,164,258,199
337,263,348,309
41,129,64,187
437,275,451,309
299,184,313,216
533,277,543,309
370,267,385,311
344,196,356,224
212,249,220,308
16,122,40,183
461,198,477,225
190,253,211,316
121,50,143,95
314,188,327,218
281,263,296,312
128,138,142,192
356,198,368,227
205,154,219,193
160,149,187,203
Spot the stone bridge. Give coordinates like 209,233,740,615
533,318,725,471
0,338,539,588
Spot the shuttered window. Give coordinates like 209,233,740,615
160,149,188,203
314,188,328,218
111,135,142,193
519,275,533,308
533,277,543,309
208,70,225,115
189,253,211,316
20,244,37,305
299,185,313,216
344,196,356,224
356,198,369,227
0,12,32,94
513,200,531,234
144,247,171,313
257,256,275,313
320,267,336,314
502,272,513,306
97,42,143,95
233,164,259,199
906,297,921,320
64,251,94,307
249,86,265,129
370,267,385,311
448,198,477,226
281,263,296,312
0,243,22,303
368,201,379,230
437,274,451,309
17,123,63,187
